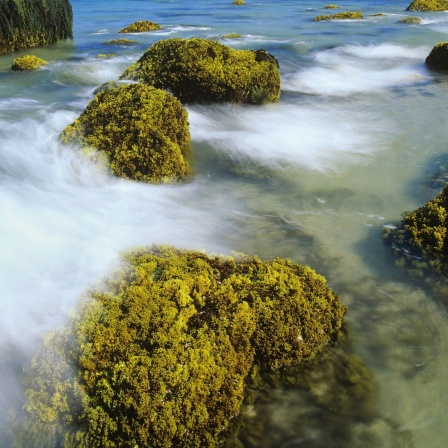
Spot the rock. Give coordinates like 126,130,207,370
0,0,72,55
118,20,161,33
313,11,363,20
397,15,422,24
426,42,448,70
406,0,448,11
10,55,48,71
120,37,281,105
60,83,190,184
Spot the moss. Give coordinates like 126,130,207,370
120,38,281,105
222,33,242,38
118,20,162,33
232,0,245,4
96,53,116,59
0,0,73,55
105,38,139,46
16,245,345,447
323,4,340,8
314,11,363,20
426,42,448,70
10,54,48,71
398,15,422,24
60,83,190,184
407,0,448,11
383,184,448,276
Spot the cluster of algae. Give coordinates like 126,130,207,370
118,20,161,33
313,11,363,21
60,83,190,184
384,184,448,276
0,0,73,54
120,37,281,105
15,245,346,448
407,0,448,11
10,54,48,71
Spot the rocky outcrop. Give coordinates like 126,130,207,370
407,0,448,11
426,42,448,70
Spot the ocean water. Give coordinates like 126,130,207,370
1,0,448,446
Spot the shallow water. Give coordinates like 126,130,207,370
2,0,448,446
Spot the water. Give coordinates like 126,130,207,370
1,0,448,446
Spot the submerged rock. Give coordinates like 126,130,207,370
398,15,422,24
313,11,363,20
0,0,73,55
118,20,161,33
15,245,346,448
10,55,48,71
120,37,281,104
105,38,139,46
60,83,190,183
406,0,448,11
426,42,448,70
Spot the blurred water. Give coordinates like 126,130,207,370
1,0,448,446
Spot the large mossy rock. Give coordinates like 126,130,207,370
16,246,345,448
60,83,190,183
426,42,448,70
407,0,448,11
120,38,281,104
0,0,73,55
383,184,448,276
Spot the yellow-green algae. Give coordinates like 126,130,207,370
10,54,48,71
313,11,364,20
323,4,340,8
222,33,242,38
232,0,245,5
105,38,139,46
120,37,281,105
118,20,161,33
407,0,448,11
60,83,190,184
0,0,73,55
426,42,448,70
15,245,345,448
383,183,448,276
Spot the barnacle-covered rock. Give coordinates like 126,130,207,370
426,42,448,70
10,55,48,71
16,246,346,447
120,37,281,104
406,0,448,11
60,83,190,183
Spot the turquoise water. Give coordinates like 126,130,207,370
1,0,448,446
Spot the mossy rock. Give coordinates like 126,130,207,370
120,38,281,105
232,0,245,4
96,53,116,59
10,54,48,71
15,245,345,448
426,42,448,70
222,33,242,38
105,38,139,46
323,4,340,8
398,15,422,24
383,184,448,276
313,11,364,20
118,20,162,33
0,0,73,55
407,0,448,11
60,83,190,184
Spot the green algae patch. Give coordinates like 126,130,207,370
426,42,448,70
16,245,345,448
120,38,281,105
323,4,340,8
398,15,422,24
118,20,161,33
314,11,364,20
60,84,190,184
222,33,242,38
232,0,245,4
105,38,139,46
407,0,448,11
10,54,48,71
0,0,73,55
383,184,448,277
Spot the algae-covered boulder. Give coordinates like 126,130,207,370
426,42,448,70
314,11,363,20
118,20,161,33
16,246,345,448
60,84,190,183
398,15,422,24
10,54,48,71
0,0,72,55
232,0,245,5
105,38,139,46
407,0,448,11
120,38,281,105
384,184,448,276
